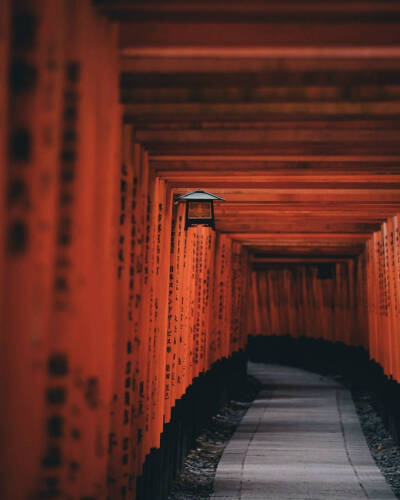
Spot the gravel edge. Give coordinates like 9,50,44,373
167,376,261,500
351,386,400,498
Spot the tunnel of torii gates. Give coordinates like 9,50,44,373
3,0,400,499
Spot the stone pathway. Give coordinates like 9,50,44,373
212,363,396,500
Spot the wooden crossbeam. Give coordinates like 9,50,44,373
243,245,365,254
121,57,400,74
118,23,400,50
217,222,381,233
122,85,400,104
227,232,369,240
250,256,352,263
172,188,400,203
99,1,400,18
124,101,400,118
136,129,400,144
152,155,400,161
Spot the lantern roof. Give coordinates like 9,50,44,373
175,189,225,202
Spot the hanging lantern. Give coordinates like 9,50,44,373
175,190,225,230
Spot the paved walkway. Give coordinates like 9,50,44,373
212,363,395,500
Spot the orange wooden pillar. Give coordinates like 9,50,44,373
0,1,66,497
239,248,251,351
376,229,389,372
143,172,160,457
382,222,394,376
129,144,147,484
164,202,180,421
92,19,121,489
387,217,400,381
108,126,135,498
392,216,400,381
133,149,152,474
0,1,121,497
355,251,369,349
230,242,243,353
172,204,185,403
148,177,171,451
370,233,381,365
203,228,216,370
212,234,233,362
48,4,120,497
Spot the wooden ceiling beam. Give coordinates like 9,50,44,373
227,232,369,240
250,256,352,263
122,85,400,104
214,206,395,213
169,180,400,190
215,216,387,223
121,57,400,74
124,101,400,119
157,173,400,184
135,129,400,144
146,144,400,157
152,154,400,162
215,213,391,220
139,120,400,132
217,222,381,233
154,164,400,173
121,74,400,89
118,22,400,50
172,188,400,203
251,262,350,269
98,1,400,18
246,246,364,254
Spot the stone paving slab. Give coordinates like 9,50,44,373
212,363,396,500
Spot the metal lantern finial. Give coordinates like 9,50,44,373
175,190,225,230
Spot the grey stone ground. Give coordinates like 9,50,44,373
212,363,396,500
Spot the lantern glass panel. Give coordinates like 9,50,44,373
188,201,212,219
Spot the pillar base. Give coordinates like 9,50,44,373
135,350,247,500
